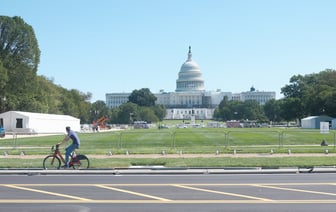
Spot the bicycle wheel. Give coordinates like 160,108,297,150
43,155,61,170
71,155,89,170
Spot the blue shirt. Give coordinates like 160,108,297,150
68,130,80,146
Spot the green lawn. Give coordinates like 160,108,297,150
0,127,335,168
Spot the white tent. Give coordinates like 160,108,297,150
301,115,333,129
331,119,336,129
0,111,80,134
301,116,318,129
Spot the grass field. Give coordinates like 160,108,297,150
0,127,335,168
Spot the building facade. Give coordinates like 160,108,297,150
231,86,276,105
105,93,130,109
105,47,276,119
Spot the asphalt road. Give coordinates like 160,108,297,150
1,173,336,211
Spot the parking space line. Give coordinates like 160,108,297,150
254,184,336,196
95,185,172,202
173,184,273,201
2,183,336,204
1,182,336,187
5,185,92,201
2,199,336,204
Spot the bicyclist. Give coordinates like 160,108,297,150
58,126,80,168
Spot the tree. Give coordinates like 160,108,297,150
62,89,91,123
0,16,95,121
151,105,166,121
34,75,63,114
281,75,306,99
279,98,303,123
263,99,281,122
0,16,40,111
0,60,8,112
89,100,109,123
117,102,138,124
242,100,265,121
213,96,232,121
138,107,159,123
280,69,336,119
0,60,8,92
214,96,265,122
108,107,120,124
123,88,165,123
128,88,157,107
0,16,40,72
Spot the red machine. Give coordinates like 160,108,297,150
92,116,108,131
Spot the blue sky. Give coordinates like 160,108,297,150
2,0,336,102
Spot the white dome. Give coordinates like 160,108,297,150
176,46,204,92
180,60,200,72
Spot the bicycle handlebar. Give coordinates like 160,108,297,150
51,144,60,152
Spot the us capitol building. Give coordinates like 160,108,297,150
106,46,275,120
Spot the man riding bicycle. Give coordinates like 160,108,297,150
58,126,80,168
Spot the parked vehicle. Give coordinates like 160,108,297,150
0,126,5,138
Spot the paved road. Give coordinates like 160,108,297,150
1,173,336,211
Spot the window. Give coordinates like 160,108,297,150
16,119,23,128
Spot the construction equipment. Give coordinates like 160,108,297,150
92,116,108,131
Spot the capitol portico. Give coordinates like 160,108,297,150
106,46,276,119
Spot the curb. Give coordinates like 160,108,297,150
0,167,335,175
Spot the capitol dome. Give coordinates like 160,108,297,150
175,46,205,92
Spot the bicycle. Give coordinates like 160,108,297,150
43,144,90,170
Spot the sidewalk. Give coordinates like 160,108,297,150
0,152,334,159
0,153,335,175
0,166,335,175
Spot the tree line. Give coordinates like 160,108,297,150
214,69,336,124
91,88,166,124
1,16,336,125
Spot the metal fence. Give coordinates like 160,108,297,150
106,130,336,154
3,129,336,154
